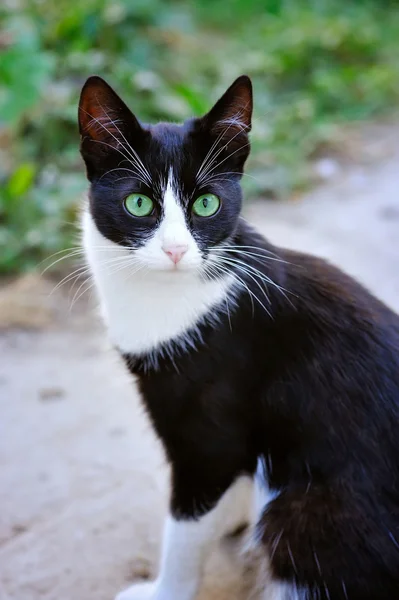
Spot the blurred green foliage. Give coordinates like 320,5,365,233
1,0,399,272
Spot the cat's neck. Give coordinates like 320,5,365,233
83,210,236,355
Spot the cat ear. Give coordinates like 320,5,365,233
79,76,142,141
201,75,253,137
78,76,145,176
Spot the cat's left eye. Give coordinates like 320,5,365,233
124,194,154,217
192,194,220,217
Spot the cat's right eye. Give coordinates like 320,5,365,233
124,194,154,217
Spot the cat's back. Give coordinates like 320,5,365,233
270,246,399,439
256,243,399,496
232,221,399,392
281,246,399,341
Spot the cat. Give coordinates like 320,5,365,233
79,74,399,600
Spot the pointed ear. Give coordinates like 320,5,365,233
78,76,145,178
79,76,141,140
201,75,253,137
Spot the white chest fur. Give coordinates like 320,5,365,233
83,211,232,356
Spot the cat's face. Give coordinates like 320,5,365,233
79,75,252,276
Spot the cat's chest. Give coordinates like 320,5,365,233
88,259,233,363
100,274,231,356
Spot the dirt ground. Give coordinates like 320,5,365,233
1,131,399,600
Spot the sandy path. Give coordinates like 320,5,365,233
1,139,399,600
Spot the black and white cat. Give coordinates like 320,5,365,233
79,75,399,600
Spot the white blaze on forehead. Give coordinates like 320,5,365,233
159,170,191,248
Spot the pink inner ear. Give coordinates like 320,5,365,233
205,76,253,137
213,105,251,135
220,84,252,130
79,77,131,142
79,96,122,142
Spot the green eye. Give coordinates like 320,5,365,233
124,194,154,217
192,194,220,217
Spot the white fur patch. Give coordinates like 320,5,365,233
253,458,280,520
83,171,234,357
115,476,253,600
134,173,202,272
245,545,305,600
260,581,305,600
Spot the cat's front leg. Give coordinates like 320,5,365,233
115,474,253,600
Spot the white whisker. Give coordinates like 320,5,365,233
41,250,85,275
196,118,238,182
213,257,274,318
200,138,252,183
196,103,281,189
90,139,149,186
197,107,252,185
98,165,148,184
51,254,137,297
99,102,152,183
202,262,234,331
270,528,284,561
39,246,83,265
69,255,146,310
80,105,151,185
212,246,290,265
50,265,92,295
215,254,295,309
207,260,273,319
42,244,134,277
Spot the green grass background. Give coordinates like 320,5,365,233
1,0,399,272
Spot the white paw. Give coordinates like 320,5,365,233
115,579,198,600
115,580,158,600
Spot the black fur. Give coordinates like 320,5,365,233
79,76,399,599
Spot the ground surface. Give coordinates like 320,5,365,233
1,135,399,600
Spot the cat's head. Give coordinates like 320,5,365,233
79,75,252,275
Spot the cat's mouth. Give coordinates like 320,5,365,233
126,246,204,275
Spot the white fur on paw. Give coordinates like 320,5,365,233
115,581,158,600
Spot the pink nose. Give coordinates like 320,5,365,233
162,244,188,264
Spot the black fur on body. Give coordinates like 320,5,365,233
79,75,399,599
